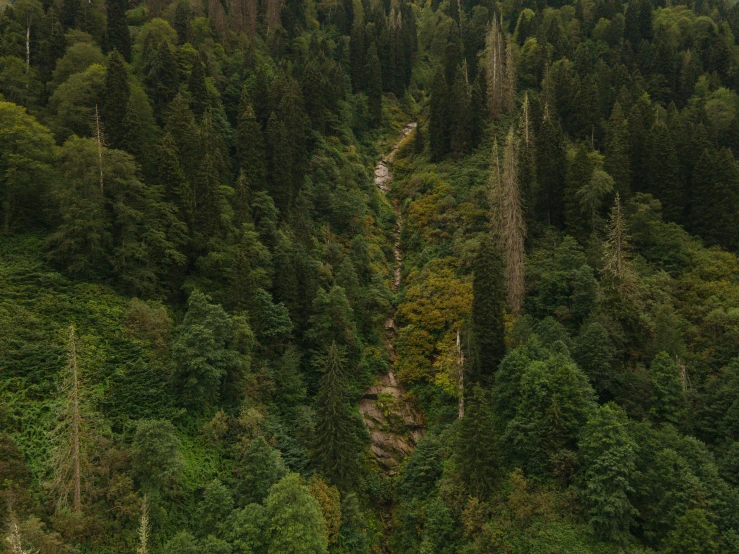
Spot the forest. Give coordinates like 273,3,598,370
2,0,739,550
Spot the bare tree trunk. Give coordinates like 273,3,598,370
501,127,526,313
457,328,464,419
94,106,104,194
69,326,82,514
25,17,31,76
137,496,150,554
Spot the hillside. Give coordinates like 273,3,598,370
4,0,739,551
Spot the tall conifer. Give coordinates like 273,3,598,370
102,50,130,150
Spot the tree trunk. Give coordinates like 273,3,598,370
69,326,82,514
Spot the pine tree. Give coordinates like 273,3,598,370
500,127,526,313
366,42,382,128
102,50,130,150
470,236,506,386
429,66,448,161
604,102,631,199
104,0,131,61
313,342,366,488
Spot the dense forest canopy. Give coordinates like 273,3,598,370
3,0,739,550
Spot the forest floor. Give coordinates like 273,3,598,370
359,123,424,474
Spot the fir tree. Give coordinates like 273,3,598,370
565,142,595,239
429,66,448,161
144,41,179,123
449,64,470,156
366,42,382,128
104,0,131,61
645,120,683,223
536,106,567,227
313,342,366,488
102,50,130,150
236,89,266,191
602,193,637,298
173,1,190,44
605,102,631,199
470,236,506,386
188,53,209,117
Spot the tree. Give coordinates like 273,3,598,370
130,419,183,494
264,473,328,553
366,42,382,128
144,40,179,122
137,496,150,554
429,66,448,160
104,0,131,60
449,64,470,156
565,142,594,238
663,509,719,554
536,107,567,227
602,193,636,298
649,351,686,425
188,53,208,116
605,102,631,199
170,290,252,407
486,16,505,119
578,403,638,542
236,90,266,191
454,385,499,497
102,50,129,149
500,126,526,313
470,236,506,386
576,169,614,236
644,120,682,223
0,102,55,235
235,436,286,505
313,342,366,488
198,479,234,537
51,326,86,513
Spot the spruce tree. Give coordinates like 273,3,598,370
645,120,683,223
144,41,179,123
173,0,190,44
102,49,130,150
366,42,382,128
604,102,631,199
470,236,506,386
536,107,567,227
565,142,594,239
449,64,470,156
188,53,209,117
236,89,266,191
313,342,365,488
429,66,448,161
104,0,131,61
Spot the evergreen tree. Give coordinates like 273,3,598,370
454,385,499,497
645,120,683,223
449,64,470,156
173,1,190,44
565,142,595,238
649,351,686,425
236,90,266,191
517,93,537,230
102,49,129,150
429,66,448,161
366,42,382,128
188,53,209,117
500,127,526,313
313,342,366,489
579,403,638,541
264,473,328,553
470,236,506,386
663,509,719,554
144,41,179,122
236,436,286,505
536,107,567,227
104,0,131,61
605,102,631,199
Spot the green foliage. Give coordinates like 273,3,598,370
131,419,183,494
235,436,286,505
662,509,719,554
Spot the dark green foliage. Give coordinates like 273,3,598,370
131,419,183,494
536,110,567,227
366,42,382,128
454,385,499,497
188,53,209,117
104,0,131,60
644,121,683,223
102,50,129,149
663,509,720,554
312,342,366,488
429,66,448,161
170,290,252,408
573,321,619,399
605,102,631,199
649,351,686,425
578,403,637,541
235,436,286,505
470,236,506,386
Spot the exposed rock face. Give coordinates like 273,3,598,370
360,123,424,473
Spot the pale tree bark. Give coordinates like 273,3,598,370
94,106,105,195
457,328,464,419
137,496,150,554
69,326,82,514
485,17,504,119
501,127,526,313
